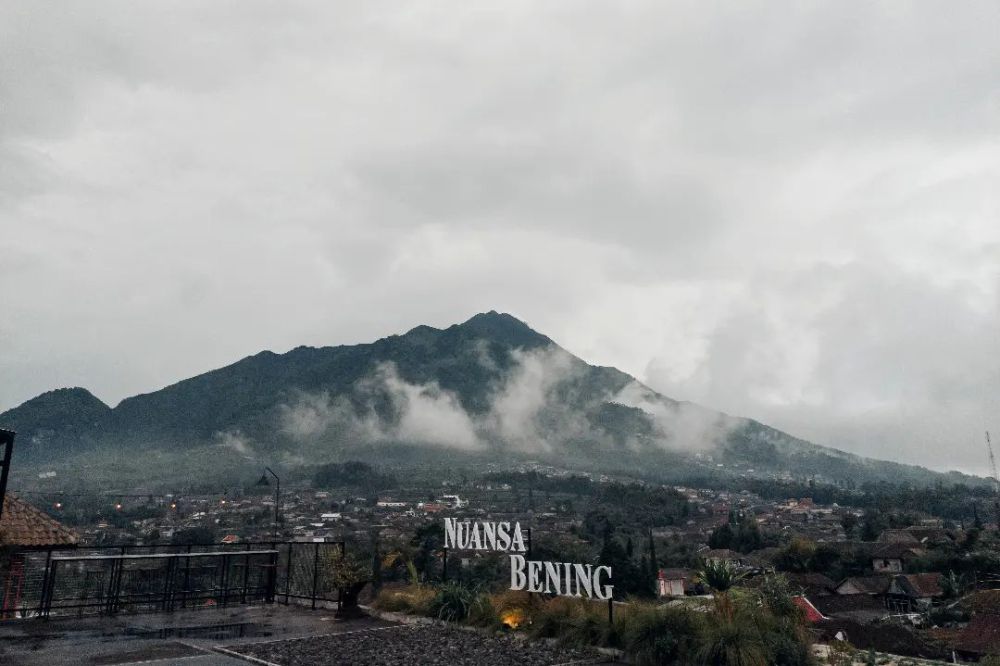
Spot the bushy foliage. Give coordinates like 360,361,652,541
708,511,768,553
696,558,746,593
617,603,702,665
374,577,813,666
372,584,436,615
427,582,478,622
320,548,371,594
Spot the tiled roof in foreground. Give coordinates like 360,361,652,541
0,493,78,547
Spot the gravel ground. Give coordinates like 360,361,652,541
224,624,604,665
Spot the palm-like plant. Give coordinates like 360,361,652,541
698,559,746,621
696,559,747,593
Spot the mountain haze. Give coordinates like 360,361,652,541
1,312,984,488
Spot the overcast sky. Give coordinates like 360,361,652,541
2,2,998,474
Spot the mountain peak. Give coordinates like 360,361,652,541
6,387,109,414
454,311,551,347
0,387,111,456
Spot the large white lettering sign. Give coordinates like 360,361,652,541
443,518,613,601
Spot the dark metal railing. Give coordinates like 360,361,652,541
1,541,346,621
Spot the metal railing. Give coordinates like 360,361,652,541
1,541,346,620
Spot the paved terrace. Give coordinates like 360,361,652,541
0,605,392,665
0,606,609,665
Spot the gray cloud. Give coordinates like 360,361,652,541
1,2,998,474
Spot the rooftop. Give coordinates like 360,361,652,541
0,493,78,548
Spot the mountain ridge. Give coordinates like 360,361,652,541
0,311,987,488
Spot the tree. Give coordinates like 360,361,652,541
171,526,215,545
860,509,888,541
775,538,816,573
410,522,444,580
840,513,859,538
709,523,736,550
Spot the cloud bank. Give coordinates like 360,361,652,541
1,3,998,472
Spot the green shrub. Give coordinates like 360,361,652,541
372,584,436,614
618,603,701,665
696,615,770,666
465,592,500,629
428,582,478,622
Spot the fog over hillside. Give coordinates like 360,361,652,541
2,313,989,490
1,3,998,473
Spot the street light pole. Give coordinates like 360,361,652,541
256,467,280,539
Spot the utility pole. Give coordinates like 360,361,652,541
256,467,281,539
986,431,999,494
987,432,1000,530
0,429,13,520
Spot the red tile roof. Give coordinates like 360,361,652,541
892,573,943,599
792,596,826,623
0,494,78,547
955,613,1000,656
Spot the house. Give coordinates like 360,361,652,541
877,529,921,545
1,494,79,619
785,573,837,598
835,575,892,596
657,568,693,597
959,589,1000,615
791,596,826,623
886,573,943,612
953,613,1000,661
701,549,772,573
0,494,79,549
220,534,239,544
813,594,888,624
902,526,957,547
871,542,923,573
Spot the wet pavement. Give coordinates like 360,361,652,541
0,604,395,665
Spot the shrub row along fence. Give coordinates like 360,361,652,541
0,541,345,620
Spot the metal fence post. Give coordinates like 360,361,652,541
41,560,58,618
220,554,230,608
310,542,320,610
241,546,251,605
284,543,293,605
182,546,192,609
161,556,175,612
266,549,278,604
338,542,345,612
38,549,54,618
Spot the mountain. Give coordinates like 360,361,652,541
1,387,112,454
0,311,985,488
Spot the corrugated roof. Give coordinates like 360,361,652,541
0,494,78,547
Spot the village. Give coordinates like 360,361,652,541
5,456,997,663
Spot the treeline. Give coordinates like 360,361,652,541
682,475,997,522
311,461,397,491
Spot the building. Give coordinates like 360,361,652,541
954,613,1000,661
1,494,79,618
886,573,943,612
871,542,923,573
835,575,892,596
657,569,693,597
